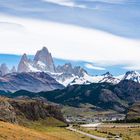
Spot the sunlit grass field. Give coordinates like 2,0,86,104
0,119,91,140
78,123,140,140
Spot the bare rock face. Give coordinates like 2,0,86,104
34,47,56,72
56,63,73,74
10,66,16,73
52,63,88,86
73,66,87,77
0,63,10,76
17,47,56,73
126,102,140,121
0,98,17,123
0,97,65,124
17,53,31,73
56,63,87,77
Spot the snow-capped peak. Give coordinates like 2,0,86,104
102,72,113,77
17,47,56,73
122,71,140,83
61,72,120,86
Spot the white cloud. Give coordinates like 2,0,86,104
42,0,86,8
0,22,24,31
87,0,126,4
123,62,140,70
0,14,140,70
85,64,106,70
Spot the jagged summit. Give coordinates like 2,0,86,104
125,70,139,76
1,47,140,88
10,66,16,73
17,53,30,73
21,53,28,62
56,63,87,76
34,47,49,63
0,63,9,76
102,72,113,77
123,70,140,83
34,47,55,72
99,72,120,84
15,48,140,86
17,47,55,73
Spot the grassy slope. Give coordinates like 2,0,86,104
0,121,57,140
0,119,91,140
62,105,117,118
126,102,140,120
79,123,140,140
98,125,140,140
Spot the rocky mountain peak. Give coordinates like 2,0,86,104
42,46,49,52
11,66,16,73
102,72,113,77
125,70,139,76
21,53,28,62
34,47,55,72
73,66,87,77
0,63,10,76
56,63,87,77
123,70,140,83
34,47,49,62
56,63,73,73
17,53,30,73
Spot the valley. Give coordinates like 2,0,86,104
0,48,139,140
76,123,140,140
0,0,139,139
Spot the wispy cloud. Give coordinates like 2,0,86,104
87,0,126,4
123,62,140,70
42,0,86,8
0,14,140,70
0,22,25,31
0,0,139,39
85,63,106,70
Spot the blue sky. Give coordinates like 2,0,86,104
0,0,140,75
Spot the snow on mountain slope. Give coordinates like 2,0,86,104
0,72,64,92
98,72,120,84
68,72,120,86
52,71,121,87
17,47,55,73
122,71,140,83
3,47,140,87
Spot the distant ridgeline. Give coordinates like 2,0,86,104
0,47,140,122
0,79,140,122
1,47,140,88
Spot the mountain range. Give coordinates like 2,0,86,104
0,47,140,118
0,47,140,92
5,79,140,114
0,72,64,92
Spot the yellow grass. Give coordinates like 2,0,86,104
0,121,91,140
80,123,140,140
99,126,140,140
42,127,91,140
0,121,58,140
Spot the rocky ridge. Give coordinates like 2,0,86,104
0,97,65,124
0,72,64,92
